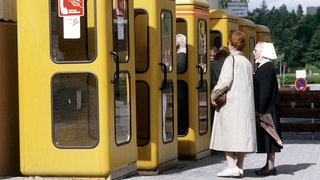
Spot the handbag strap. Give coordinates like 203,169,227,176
231,55,235,79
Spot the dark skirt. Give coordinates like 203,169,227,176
256,105,282,153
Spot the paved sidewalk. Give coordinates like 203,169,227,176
127,132,320,180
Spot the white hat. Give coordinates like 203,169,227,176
261,42,277,60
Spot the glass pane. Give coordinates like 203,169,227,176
50,0,96,62
134,10,149,73
210,30,222,50
198,19,207,73
113,0,129,62
176,18,188,74
52,73,98,147
136,81,150,146
249,37,256,70
177,80,188,136
162,80,174,143
198,80,208,135
161,10,173,72
115,72,131,145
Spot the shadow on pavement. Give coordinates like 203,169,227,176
243,163,316,178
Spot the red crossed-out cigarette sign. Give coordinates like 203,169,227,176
117,0,125,17
58,0,84,17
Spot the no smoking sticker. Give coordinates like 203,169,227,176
58,0,84,17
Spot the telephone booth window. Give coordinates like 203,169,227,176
198,80,208,135
198,19,207,73
162,80,174,143
249,37,256,71
136,81,150,146
134,9,149,73
52,73,98,148
210,30,222,50
176,18,188,74
113,0,130,62
161,10,173,72
50,0,96,62
114,72,131,145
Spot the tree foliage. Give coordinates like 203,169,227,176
247,2,320,71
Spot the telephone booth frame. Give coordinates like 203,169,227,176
175,0,211,160
209,9,239,49
238,18,256,69
134,0,178,173
18,0,137,178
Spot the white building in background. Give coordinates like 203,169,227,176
208,0,220,9
207,0,248,17
306,6,319,15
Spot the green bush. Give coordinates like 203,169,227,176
278,73,320,85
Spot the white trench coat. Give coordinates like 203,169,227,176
210,51,257,152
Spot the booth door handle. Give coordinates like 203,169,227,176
196,65,203,89
110,51,120,84
159,62,168,90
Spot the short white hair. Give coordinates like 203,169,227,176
176,34,186,46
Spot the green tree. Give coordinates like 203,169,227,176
303,28,320,67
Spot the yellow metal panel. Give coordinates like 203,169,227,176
134,0,178,172
255,24,271,42
209,9,239,47
238,18,256,60
18,0,137,178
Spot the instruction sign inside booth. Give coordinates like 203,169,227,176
58,0,84,17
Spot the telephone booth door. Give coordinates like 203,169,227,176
176,0,211,159
209,9,239,48
18,0,137,178
238,18,256,68
134,0,178,173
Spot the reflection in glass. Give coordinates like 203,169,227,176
198,19,207,73
115,72,131,145
113,0,129,62
210,30,222,50
161,10,173,72
198,80,208,135
50,0,96,62
176,18,188,74
52,73,98,147
162,80,174,143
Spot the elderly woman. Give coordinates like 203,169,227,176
253,41,282,176
210,31,256,178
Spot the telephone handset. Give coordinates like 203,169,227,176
60,0,68,15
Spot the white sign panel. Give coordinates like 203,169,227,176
63,16,81,39
227,2,248,17
296,70,306,78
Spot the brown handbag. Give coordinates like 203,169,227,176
214,55,235,106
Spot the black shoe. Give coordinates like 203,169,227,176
255,168,276,176
254,166,266,174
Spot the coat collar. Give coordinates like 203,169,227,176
231,50,244,56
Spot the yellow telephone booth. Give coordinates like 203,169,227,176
256,24,271,42
134,0,178,173
175,0,211,159
18,0,137,178
209,9,239,49
238,18,256,67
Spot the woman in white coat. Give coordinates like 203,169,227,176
210,31,257,177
